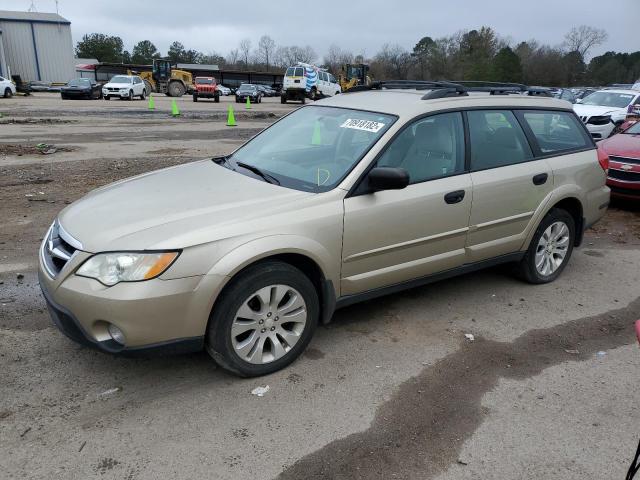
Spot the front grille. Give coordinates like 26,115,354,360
610,155,640,165
608,169,640,182
41,221,82,278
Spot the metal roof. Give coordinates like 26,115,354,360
177,63,220,71
0,10,71,24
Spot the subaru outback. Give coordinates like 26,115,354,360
39,81,610,377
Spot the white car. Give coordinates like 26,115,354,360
217,85,231,96
0,76,16,98
102,75,147,101
573,89,640,140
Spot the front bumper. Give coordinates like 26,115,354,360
103,90,130,98
61,90,91,98
585,122,615,140
38,248,226,355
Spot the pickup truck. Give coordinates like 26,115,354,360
193,77,220,103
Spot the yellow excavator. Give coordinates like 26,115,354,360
134,59,194,97
339,64,372,92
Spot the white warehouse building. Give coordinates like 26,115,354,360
0,10,75,83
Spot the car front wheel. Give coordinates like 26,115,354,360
206,261,319,377
516,208,575,284
4,87,12,98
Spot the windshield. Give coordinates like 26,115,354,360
196,78,214,84
67,78,90,87
581,91,636,108
623,122,640,134
109,76,131,84
227,106,395,192
238,85,255,92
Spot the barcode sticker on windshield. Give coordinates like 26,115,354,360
340,119,385,133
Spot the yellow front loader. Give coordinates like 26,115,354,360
135,59,193,97
339,64,372,92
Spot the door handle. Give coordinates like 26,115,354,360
532,173,548,185
444,190,465,204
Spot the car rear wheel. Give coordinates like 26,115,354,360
140,89,146,100
281,95,286,104
104,96,110,100
206,261,319,377
516,208,575,284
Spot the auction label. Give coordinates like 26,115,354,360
340,119,386,133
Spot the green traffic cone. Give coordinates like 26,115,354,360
311,120,322,145
171,98,180,117
246,96,251,110
148,94,155,110
227,105,236,127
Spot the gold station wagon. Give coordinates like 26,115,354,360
39,81,610,376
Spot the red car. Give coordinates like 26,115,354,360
599,120,640,199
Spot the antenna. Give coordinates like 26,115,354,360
28,0,38,12
55,0,59,15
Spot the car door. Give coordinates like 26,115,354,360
341,112,472,296
465,109,553,263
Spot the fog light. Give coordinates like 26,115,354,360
107,324,125,345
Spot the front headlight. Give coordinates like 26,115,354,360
76,251,180,286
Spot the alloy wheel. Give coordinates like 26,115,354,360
231,285,307,364
535,221,570,276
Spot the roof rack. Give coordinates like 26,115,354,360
344,79,552,99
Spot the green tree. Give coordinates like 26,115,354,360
563,51,586,86
412,36,435,79
131,40,160,64
75,33,124,63
491,47,523,82
167,41,186,63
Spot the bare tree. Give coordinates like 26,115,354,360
257,35,277,71
564,25,608,60
239,38,252,69
276,45,317,66
373,44,413,79
323,44,354,74
226,48,240,66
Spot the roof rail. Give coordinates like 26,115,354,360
449,81,553,97
344,79,552,98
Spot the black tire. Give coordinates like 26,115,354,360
310,88,318,101
301,96,305,104
127,90,133,101
4,88,12,98
61,94,67,100
281,95,286,104
516,208,575,284
206,261,319,377
168,81,185,97
104,96,110,100
140,89,146,100
193,94,198,102
214,94,220,103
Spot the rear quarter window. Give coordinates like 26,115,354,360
286,67,295,76
520,111,591,154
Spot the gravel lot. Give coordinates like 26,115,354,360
1,93,639,480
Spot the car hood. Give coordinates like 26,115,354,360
573,104,624,118
58,160,313,252
600,133,640,158
62,85,90,90
102,82,129,89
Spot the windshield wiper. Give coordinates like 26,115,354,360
236,161,280,185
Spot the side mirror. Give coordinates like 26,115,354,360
368,167,410,192
575,98,582,104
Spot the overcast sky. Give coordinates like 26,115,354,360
3,0,637,60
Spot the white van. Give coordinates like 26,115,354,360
281,63,341,104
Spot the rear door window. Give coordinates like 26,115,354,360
520,111,591,154
286,67,295,76
467,110,533,171
294,67,304,77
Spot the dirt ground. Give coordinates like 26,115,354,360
1,93,640,480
